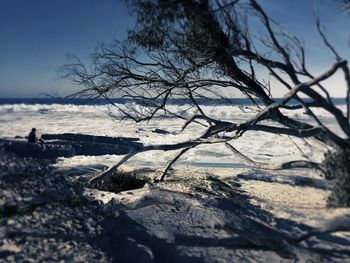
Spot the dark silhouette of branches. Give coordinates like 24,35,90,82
61,0,350,185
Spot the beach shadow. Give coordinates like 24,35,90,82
92,210,202,263
237,170,331,190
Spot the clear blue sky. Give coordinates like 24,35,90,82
0,0,349,98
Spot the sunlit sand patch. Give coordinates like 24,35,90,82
239,171,350,232
84,166,244,204
86,165,350,240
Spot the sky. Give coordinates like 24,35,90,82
0,0,349,98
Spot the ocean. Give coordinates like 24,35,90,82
0,97,345,170
0,97,347,106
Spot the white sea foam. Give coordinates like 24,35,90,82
0,102,346,120
0,103,110,114
0,102,345,169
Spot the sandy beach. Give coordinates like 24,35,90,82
2,146,350,262
0,100,349,262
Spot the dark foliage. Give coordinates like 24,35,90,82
323,147,350,207
341,0,350,12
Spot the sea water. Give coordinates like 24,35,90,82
0,98,345,170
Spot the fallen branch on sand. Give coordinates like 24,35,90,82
63,0,350,206
88,137,324,187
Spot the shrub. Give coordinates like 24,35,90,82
322,147,350,207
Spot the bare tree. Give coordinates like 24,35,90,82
62,0,350,205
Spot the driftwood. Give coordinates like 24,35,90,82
41,133,140,145
1,133,144,159
42,133,143,156
0,139,74,159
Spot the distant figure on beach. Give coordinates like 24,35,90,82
28,128,45,143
